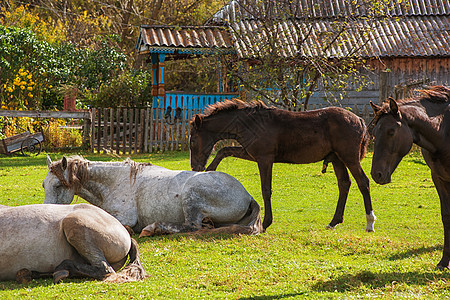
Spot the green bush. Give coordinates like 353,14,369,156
86,70,152,108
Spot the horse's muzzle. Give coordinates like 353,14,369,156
191,165,205,172
371,170,391,185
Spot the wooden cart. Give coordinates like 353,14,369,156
0,130,44,156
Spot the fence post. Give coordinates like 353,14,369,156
96,109,101,153
103,108,108,153
122,108,127,154
115,108,121,155
159,108,164,151
90,108,96,152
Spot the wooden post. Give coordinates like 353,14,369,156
90,108,96,152
144,107,149,153
379,70,389,104
159,108,164,151
181,108,187,151
149,107,155,153
128,109,134,154
103,108,108,153
122,108,127,154
116,108,121,155
109,108,114,153
96,109,101,153
83,112,91,151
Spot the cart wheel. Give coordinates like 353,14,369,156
21,137,42,156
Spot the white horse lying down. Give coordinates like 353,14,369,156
0,203,147,283
43,156,263,236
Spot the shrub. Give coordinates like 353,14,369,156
42,120,83,149
86,70,152,108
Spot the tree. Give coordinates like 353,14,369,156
214,0,408,110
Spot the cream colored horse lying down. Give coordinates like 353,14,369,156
0,203,147,283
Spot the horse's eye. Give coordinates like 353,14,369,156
387,129,395,136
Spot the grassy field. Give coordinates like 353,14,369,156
0,150,449,299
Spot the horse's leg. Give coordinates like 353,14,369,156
52,259,114,283
327,156,351,229
206,146,255,171
15,269,53,284
431,173,450,270
345,162,376,232
257,160,273,230
139,222,201,237
57,215,119,283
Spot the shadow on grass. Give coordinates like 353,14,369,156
238,292,309,299
0,277,90,291
388,244,442,261
312,269,450,293
412,159,427,166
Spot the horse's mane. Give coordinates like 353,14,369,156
377,86,450,115
198,99,271,120
50,156,152,190
398,85,450,105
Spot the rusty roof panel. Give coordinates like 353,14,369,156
136,25,235,54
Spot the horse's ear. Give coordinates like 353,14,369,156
46,155,52,169
62,156,68,171
193,115,202,129
369,101,381,114
389,97,399,115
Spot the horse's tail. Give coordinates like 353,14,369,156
237,198,263,234
185,198,264,236
106,238,148,283
359,117,370,161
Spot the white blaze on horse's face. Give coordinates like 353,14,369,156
43,157,75,204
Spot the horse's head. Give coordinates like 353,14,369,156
43,155,75,204
189,115,216,171
370,98,414,184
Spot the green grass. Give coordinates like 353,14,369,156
1,150,449,299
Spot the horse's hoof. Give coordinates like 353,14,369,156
53,270,69,284
326,224,335,230
139,223,157,237
16,268,32,284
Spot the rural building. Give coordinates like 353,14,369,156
136,0,450,111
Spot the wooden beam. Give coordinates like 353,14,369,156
0,110,90,119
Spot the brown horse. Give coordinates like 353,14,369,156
189,100,376,231
370,85,450,269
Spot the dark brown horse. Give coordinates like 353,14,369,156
370,85,450,269
189,99,376,231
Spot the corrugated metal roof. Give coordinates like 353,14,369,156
137,0,449,59
206,0,450,24
227,15,449,58
136,25,235,55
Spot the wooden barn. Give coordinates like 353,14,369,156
136,0,450,112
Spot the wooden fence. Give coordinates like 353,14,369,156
90,107,202,154
91,104,374,154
